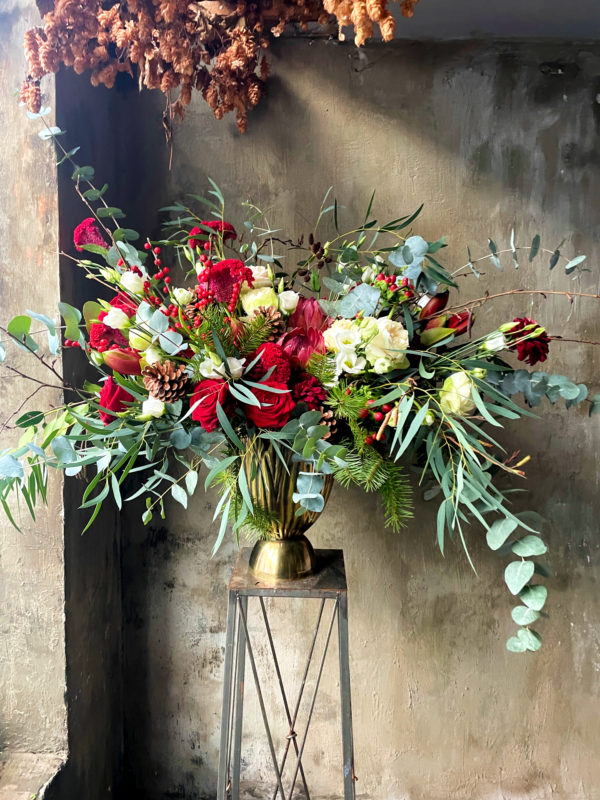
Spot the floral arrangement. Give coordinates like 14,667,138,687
21,0,420,132
1,121,598,653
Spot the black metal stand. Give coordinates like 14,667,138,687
217,548,356,800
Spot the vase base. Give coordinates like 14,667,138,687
248,536,316,581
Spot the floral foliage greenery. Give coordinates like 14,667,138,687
1,113,599,653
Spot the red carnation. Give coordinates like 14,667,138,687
292,374,327,410
98,377,134,425
244,382,295,429
109,292,137,318
191,379,232,432
248,343,291,384
89,321,128,352
189,221,237,249
197,259,254,305
73,218,107,252
506,317,550,366
278,298,332,367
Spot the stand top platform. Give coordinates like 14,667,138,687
228,548,347,598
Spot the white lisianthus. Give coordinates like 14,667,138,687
439,371,476,417
278,290,300,314
199,356,245,381
364,317,410,369
141,397,166,418
240,287,279,316
323,319,357,353
120,270,145,295
144,346,163,365
358,316,379,342
173,287,193,306
249,264,273,288
336,350,366,376
103,306,130,330
481,332,507,353
334,327,361,352
372,357,393,375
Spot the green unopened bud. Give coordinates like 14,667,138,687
498,321,519,332
471,367,487,379
277,277,285,294
532,326,546,337
422,410,436,426
99,267,121,284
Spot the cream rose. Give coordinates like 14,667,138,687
103,307,130,330
365,317,409,369
438,371,476,417
249,265,273,288
240,287,279,316
278,290,300,314
120,270,145,295
173,287,193,306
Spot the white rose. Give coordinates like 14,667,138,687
372,357,393,375
364,317,409,369
323,319,356,353
173,287,193,306
144,346,163,365
336,350,366,376
142,397,166,418
120,270,145,295
249,265,273,288
439,371,476,417
199,356,245,381
278,290,300,315
240,287,279,316
481,332,507,353
128,329,153,351
103,307,130,330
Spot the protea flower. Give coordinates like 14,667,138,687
278,298,331,366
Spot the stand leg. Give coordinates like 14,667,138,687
338,592,356,799
231,595,247,798
217,590,238,799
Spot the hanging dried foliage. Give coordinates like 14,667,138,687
21,0,420,131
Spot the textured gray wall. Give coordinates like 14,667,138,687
121,39,600,799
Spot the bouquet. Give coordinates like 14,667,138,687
1,128,597,652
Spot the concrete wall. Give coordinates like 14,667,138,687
120,39,600,800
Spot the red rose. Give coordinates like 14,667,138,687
98,377,134,425
109,292,137,318
191,379,231,432
103,347,142,375
73,217,107,252
244,382,295,429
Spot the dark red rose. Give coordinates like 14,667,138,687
292,374,327,410
197,259,254,304
244,382,295,429
103,347,142,375
191,379,232,432
89,321,128,352
109,292,137,318
506,317,550,366
278,298,332,367
98,377,134,425
189,221,237,249
248,342,291,384
73,218,107,252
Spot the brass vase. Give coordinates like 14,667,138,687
242,438,333,581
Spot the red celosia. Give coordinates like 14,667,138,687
506,317,550,366
198,259,254,304
89,321,128,352
278,298,331,367
292,374,327,410
248,343,291,384
189,221,237,249
109,292,137,318
73,218,107,252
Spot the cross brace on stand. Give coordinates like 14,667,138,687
217,549,357,800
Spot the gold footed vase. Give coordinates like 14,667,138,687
242,438,333,581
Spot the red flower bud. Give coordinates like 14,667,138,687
419,291,449,320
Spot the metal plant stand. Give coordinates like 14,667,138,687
217,548,356,800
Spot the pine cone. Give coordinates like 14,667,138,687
142,360,190,403
254,306,285,340
319,409,337,440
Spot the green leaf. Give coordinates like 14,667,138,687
80,243,108,257
589,393,600,416
114,228,139,242
110,473,122,510
0,455,24,478
506,635,528,653
519,584,547,611
420,327,455,347
58,302,83,343
7,315,38,352
171,483,188,508
529,234,540,261
517,627,542,652
505,560,535,595
549,249,560,270
51,435,77,465
237,467,254,513
394,402,430,460
511,605,540,625
204,454,239,490
212,497,231,555
72,165,95,181
82,184,108,201
486,517,519,550
96,206,125,220
16,411,44,428
338,283,380,318
170,428,192,450
436,499,447,555
185,470,198,495
216,402,244,449
511,535,547,557
564,254,586,274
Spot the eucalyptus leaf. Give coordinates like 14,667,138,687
511,605,540,625
511,535,547,557
504,560,535,595
519,584,547,611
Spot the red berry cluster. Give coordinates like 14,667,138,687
374,272,414,300
63,338,82,348
359,399,394,445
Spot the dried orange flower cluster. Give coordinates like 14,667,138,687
21,0,420,131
